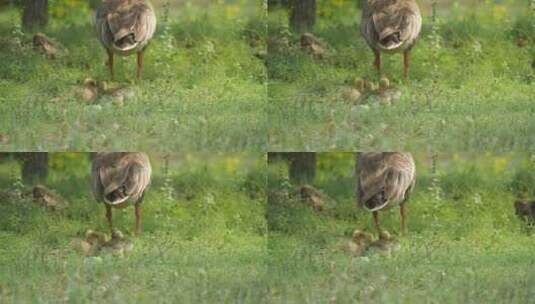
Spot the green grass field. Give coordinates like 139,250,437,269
267,1,535,151
267,153,535,302
4,152,535,303
0,1,266,151
0,153,268,302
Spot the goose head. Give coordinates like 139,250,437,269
378,230,392,241
112,33,138,52
378,32,403,51
352,229,373,245
111,229,124,240
379,76,390,91
354,78,365,92
363,80,375,92
85,230,107,246
83,78,98,87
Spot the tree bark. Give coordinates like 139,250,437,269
290,0,316,33
22,0,48,31
267,152,286,164
19,153,48,185
268,0,290,10
88,152,96,162
288,152,316,185
89,0,100,10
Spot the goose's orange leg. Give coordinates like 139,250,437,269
373,211,382,234
135,204,142,234
374,50,382,75
137,51,144,80
105,204,113,233
107,49,114,80
400,202,407,235
403,51,411,80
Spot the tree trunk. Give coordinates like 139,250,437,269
290,0,316,33
88,152,97,162
89,0,100,10
20,153,48,185
267,152,286,164
22,0,48,31
268,0,290,10
288,152,316,185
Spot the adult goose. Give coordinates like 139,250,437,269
95,0,157,80
91,152,151,233
355,152,416,235
360,0,422,79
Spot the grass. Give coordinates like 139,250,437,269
0,153,268,302
267,153,535,303
267,1,535,151
0,1,267,151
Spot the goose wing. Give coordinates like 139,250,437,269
356,152,389,205
91,153,107,203
132,2,156,45
383,154,415,203
120,153,152,203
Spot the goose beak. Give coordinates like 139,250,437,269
104,195,129,206
111,43,137,53
364,201,389,212
378,41,403,51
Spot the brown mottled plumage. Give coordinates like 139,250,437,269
91,152,151,233
95,0,157,80
515,200,535,225
355,152,416,235
360,0,422,79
